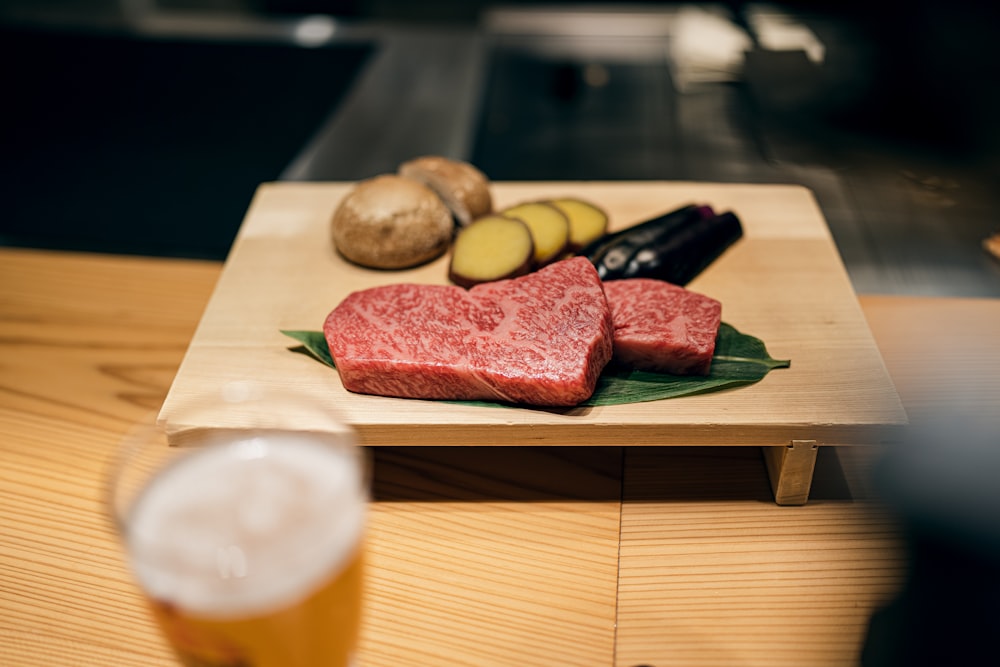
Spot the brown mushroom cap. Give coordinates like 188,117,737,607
398,156,492,227
331,174,453,269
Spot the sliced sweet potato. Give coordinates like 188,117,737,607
449,215,534,288
501,202,570,266
550,198,609,252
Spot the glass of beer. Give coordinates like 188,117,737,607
107,383,367,667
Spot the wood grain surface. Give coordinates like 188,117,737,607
615,447,904,667
3,247,997,666
0,249,220,666
160,181,906,448
858,294,1000,428
364,446,622,666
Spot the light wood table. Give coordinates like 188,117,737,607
2,247,998,666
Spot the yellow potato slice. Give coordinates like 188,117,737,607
549,198,610,252
501,202,570,266
449,215,534,288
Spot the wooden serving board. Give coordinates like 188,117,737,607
160,181,906,456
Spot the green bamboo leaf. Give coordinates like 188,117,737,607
281,330,336,368
281,322,789,406
581,323,789,406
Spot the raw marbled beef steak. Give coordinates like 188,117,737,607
603,278,721,375
323,257,613,406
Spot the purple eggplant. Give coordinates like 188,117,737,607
579,204,712,280
621,211,743,285
579,204,742,285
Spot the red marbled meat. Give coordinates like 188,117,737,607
323,257,614,406
603,278,721,375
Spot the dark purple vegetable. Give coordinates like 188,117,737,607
621,211,743,285
579,204,713,280
579,204,742,285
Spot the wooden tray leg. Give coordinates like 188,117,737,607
762,440,819,505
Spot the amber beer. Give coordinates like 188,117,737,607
120,431,366,667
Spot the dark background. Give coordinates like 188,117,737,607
2,0,998,277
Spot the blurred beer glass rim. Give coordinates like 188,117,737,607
106,381,368,618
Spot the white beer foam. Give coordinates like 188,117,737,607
127,432,366,617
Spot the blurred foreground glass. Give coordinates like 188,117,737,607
108,384,366,667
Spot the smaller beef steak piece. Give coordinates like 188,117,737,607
603,278,721,375
324,257,613,406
